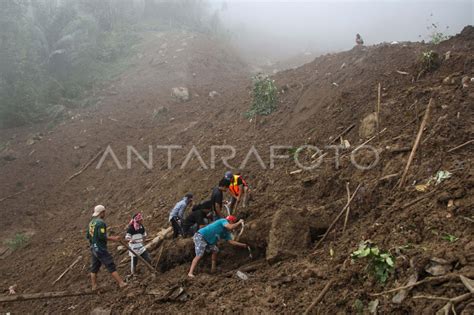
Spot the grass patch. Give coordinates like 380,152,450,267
5,233,30,250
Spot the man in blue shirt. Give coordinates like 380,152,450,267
169,193,193,238
188,215,248,277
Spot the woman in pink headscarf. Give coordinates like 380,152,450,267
125,212,152,275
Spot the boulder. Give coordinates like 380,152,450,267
172,87,190,102
266,208,311,263
359,112,378,139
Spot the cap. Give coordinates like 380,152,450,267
224,171,233,180
92,205,105,217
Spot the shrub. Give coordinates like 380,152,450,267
351,241,395,284
5,233,29,250
420,50,440,72
246,74,278,118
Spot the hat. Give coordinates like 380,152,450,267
226,215,237,223
92,205,105,217
224,171,233,180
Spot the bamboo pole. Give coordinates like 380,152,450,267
398,98,433,188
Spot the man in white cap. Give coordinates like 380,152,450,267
86,205,126,290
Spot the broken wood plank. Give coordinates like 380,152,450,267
315,183,362,249
398,98,433,188
65,149,104,183
52,256,82,285
0,290,95,303
303,279,334,315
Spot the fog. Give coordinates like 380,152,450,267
212,0,473,63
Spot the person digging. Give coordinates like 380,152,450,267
125,212,152,275
86,205,126,290
187,215,249,278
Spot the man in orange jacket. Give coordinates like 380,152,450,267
224,171,250,214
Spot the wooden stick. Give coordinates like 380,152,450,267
398,98,433,188
52,256,82,285
303,280,334,315
343,182,351,233
460,275,474,293
0,189,27,203
315,183,362,249
401,190,436,209
413,293,471,302
0,289,95,303
351,128,387,154
377,83,381,137
447,139,473,153
65,149,104,183
119,241,156,273
328,124,355,145
370,274,459,296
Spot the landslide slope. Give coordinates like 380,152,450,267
0,27,473,314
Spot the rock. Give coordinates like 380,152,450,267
209,91,220,99
26,139,36,146
359,112,378,139
266,208,310,263
236,271,249,280
171,87,190,102
443,76,456,85
462,76,470,88
90,308,111,315
444,51,451,60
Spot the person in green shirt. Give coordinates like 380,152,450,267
86,205,126,290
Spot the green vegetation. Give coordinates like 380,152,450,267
0,0,225,128
351,241,395,284
427,21,450,44
5,233,30,250
420,50,440,72
441,233,459,243
246,74,278,118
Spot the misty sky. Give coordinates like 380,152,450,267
212,0,473,61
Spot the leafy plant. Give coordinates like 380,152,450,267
420,50,440,72
426,19,450,44
245,73,278,118
351,241,395,284
441,234,458,243
5,233,29,250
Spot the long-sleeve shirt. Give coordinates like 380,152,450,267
169,198,189,221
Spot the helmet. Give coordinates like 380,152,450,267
224,171,233,180
226,215,237,223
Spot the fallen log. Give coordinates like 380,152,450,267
0,290,95,303
145,227,172,252
52,256,82,285
314,183,362,249
303,279,334,315
65,149,104,183
398,98,433,188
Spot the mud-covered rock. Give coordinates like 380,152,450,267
266,208,310,263
359,112,378,139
